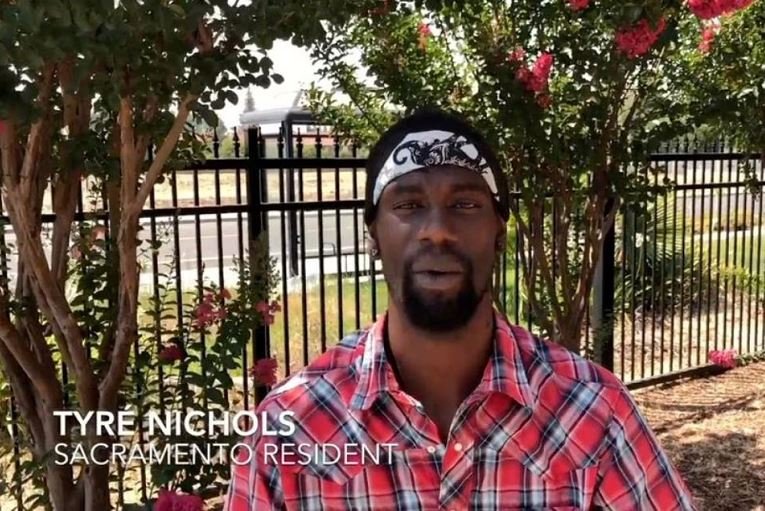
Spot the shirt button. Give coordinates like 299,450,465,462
426,446,436,454
453,442,463,452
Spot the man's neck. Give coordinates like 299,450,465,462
384,295,495,440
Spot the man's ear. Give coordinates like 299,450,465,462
367,225,380,259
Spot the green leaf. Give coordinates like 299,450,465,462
199,108,219,128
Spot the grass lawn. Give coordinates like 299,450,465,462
141,265,521,380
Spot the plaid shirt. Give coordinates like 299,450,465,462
225,310,695,510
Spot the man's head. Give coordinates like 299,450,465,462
364,109,509,332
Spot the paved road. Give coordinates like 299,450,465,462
1,210,371,289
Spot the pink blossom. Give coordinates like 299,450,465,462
698,23,719,53
255,300,270,314
615,17,666,59
536,93,553,109
192,301,217,330
250,357,279,386
568,0,590,11
515,53,554,93
255,299,281,325
158,344,184,364
709,348,738,369
688,0,753,19
70,245,82,261
155,488,204,511
507,47,526,63
418,22,432,50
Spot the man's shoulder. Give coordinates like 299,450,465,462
256,328,368,415
507,321,624,392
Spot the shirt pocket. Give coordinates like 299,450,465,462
471,447,598,510
281,447,440,511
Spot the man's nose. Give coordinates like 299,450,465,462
416,207,459,245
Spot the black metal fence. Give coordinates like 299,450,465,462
2,126,764,506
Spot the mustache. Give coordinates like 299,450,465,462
404,245,472,273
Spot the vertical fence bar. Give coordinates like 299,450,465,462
296,131,309,366
732,144,742,355
248,128,269,403
316,129,327,353
334,135,345,338
756,159,764,352
276,129,291,377
352,140,362,330
723,153,733,351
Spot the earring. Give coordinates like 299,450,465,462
370,246,380,259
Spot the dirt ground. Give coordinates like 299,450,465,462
633,361,765,511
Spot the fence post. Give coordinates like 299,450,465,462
247,128,270,403
282,120,299,277
592,197,616,371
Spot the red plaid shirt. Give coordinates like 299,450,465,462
225,310,695,510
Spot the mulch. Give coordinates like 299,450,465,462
633,361,765,511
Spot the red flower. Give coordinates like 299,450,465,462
250,357,279,386
219,288,231,300
507,47,526,63
568,0,590,11
255,299,280,326
698,22,719,53
158,344,184,364
516,53,554,93
536,93,553,109
418,22,432,50
688,0,753,19
155,488,204,511
369,0,392,16
709,348,737,369
615,17,666,59
192,301,216,330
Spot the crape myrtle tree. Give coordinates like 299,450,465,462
682,0,765,158
0,1,357,509
306,0,757,352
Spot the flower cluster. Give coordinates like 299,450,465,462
418,22,432,50
158,343,184,364
698,21,721,53
708,348,738,369
615,17,667,59
250,357,279,387
155,488,204,511
192,289,230,330
688,0,754,19
511,50,555,108
568,0,590,11
255,299,281,326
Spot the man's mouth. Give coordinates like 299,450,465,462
412,269,464,290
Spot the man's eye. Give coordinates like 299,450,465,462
394,202,421,209
454,201,479,209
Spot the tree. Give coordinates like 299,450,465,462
680,0,765,157
0,1,359,509
306,0,756,352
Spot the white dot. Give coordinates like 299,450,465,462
426,446,436,454
453,442,463,452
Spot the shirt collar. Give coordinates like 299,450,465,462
349,309,535,412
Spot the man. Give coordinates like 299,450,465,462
225,109,696,510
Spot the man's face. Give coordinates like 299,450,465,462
371,165,504,332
